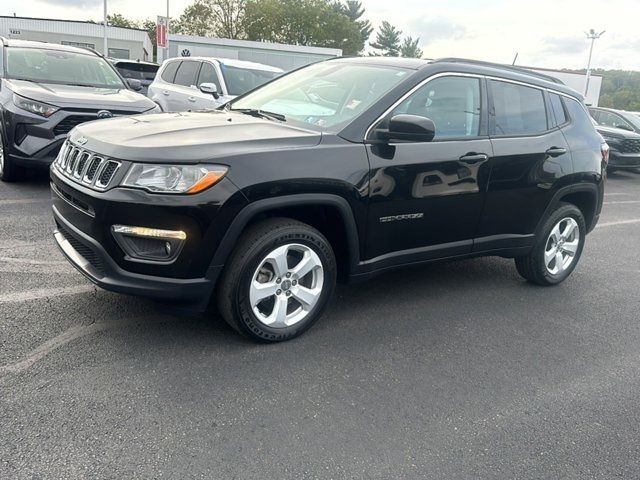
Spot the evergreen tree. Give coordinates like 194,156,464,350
369,21,402,57
400,36,423,58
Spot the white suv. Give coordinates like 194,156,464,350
148,57,283,112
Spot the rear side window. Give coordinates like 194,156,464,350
161,61,180,83
490,80,548,135
173,60,200,87
197,62,221,88
549,93,568,125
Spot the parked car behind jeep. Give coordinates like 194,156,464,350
588,107,640,171
0,38,160,182
148,57,282,112
51,57,607,342
109,58,159,96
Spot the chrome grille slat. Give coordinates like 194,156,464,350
54,140,121,191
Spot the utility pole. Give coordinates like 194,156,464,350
166,0,170,61
584,29,605,97
103,0,108,56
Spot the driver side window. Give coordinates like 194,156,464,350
392,76,482,139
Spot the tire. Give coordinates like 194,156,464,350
0,128,24,182
217,217,337,342
515,203,586,286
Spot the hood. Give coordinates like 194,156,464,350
69,110,322,162
6,79,155,112
596,125,640,140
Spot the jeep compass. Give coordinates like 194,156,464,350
51,57,607,342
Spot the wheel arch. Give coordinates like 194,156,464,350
208,194,361,280
537,183,600,235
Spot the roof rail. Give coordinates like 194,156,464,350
433,58,565,85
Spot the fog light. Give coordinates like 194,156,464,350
111,225,186,263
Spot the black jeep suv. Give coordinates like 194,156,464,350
0,38,159,181
51,57,607,342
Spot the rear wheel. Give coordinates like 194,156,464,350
217,218,336,342
515,203,586,286
0,128,24,182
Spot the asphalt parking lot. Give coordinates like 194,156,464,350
1,170,639,479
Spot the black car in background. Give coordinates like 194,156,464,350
51,57,607,342
0,38,160,182
109,59,159,96
588,107,640,171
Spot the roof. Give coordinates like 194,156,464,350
1,37,99,56
330,56,429,70
165,56,284,72
0,15,148,33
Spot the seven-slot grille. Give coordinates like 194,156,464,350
621,138,640,154
54,140,121,190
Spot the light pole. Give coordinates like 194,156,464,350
584,29,605,97
103,0,108,56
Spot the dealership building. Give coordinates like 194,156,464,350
0,15,153,61
162,34,342,71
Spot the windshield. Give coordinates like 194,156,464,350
220,64,281,96
115,63,158,82
623,112,640,130
6,47,125,89
229,62,411,132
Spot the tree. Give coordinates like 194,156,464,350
106,13,140,29
400,36,422,58
369,21,401,56
244,0,364,55
333,0,372,47
172,0,215,36
210,0,246,39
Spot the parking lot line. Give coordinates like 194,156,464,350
603,201,640,205
2,198,51,206
596,218,640,229
0,285,95,304
0,257,68,266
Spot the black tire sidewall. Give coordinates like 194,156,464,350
234,228,336,342
534,204,586,285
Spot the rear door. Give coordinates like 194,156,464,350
168,60,202,112
148,60,180,110
475,79,573,251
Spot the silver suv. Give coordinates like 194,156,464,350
148,57,282,112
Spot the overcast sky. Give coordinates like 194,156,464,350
4,0,639,70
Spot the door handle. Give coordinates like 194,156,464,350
459,153,488,164
162,90,170,96
546,147,567,157
188,96,196,102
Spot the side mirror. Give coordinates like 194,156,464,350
376,114,436,143
127,78,143,91
199,82,220,100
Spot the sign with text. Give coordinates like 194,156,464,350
156,16,168,48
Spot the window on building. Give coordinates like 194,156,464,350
108,48,130,60
490,80,548,135
61,41,96,50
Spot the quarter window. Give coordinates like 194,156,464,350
490,80,548,135
549,93,568,125
391,76,482,139
173,60,200,87
161,61,180,83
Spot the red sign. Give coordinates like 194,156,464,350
157,16,167,48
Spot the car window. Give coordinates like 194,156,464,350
564,97,596,132
597,111,633,131
116,63,158,81
197,62,221,88
490,80,548,135
5,47,124,89
173,60,200,87
230,62,411,133
390,75,481,139
550,93,568,125
160,61,180,83
220,64,280,96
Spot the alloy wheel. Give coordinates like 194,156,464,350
249,243,324,328
544,217,580,275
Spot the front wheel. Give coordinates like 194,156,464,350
217,218,336,342
515,203,586,286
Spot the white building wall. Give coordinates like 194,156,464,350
0,16,152,61
528,68,603,106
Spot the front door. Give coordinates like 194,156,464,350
365,74,492,267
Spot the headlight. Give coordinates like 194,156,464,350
143,103,163,114
13,93,59,117
122,164,228,194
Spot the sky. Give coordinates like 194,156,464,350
2,0,640,70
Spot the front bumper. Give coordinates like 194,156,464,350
608,151,640,169
53,205,219,311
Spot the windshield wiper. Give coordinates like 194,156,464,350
231,108,286,122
